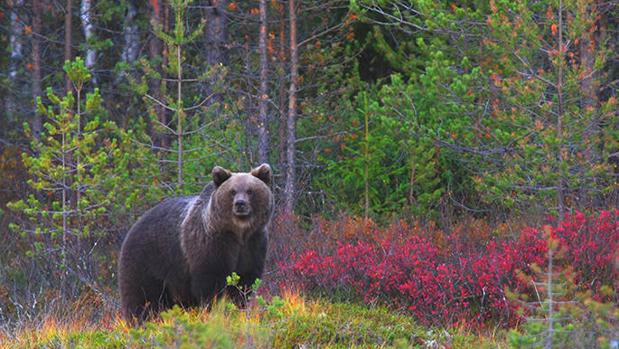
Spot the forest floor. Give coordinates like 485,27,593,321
0,291,507,349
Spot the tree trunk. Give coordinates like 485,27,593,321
61,127,68,296
556,1,566,215
257,0,270,164
580,31,597,117
122,0,140,64
580,2,600,207
64,0,73,93
206,0,227,65
8,0,25,118
243,36,255,162
278,1,287,176
149,0,168,148
284,0,298,214
31,0,43,138
205,0,227,110
363,99,369,221
117,0,140,128
80,0,96,83
176,41,184,190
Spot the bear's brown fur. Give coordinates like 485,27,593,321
118,164,273,323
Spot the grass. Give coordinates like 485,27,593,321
0,291,507,348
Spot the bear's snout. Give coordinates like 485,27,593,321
233,195,251,216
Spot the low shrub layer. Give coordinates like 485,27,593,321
283,210,619,327
2,294,498,349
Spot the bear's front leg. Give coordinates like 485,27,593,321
190,271,229,308
227,230,268,307
189,236,241,307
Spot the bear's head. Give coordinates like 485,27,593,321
209,163,273,237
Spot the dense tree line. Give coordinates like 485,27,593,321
0,0,616,321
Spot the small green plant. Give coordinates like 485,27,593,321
225,272,241,287
225,272,262,309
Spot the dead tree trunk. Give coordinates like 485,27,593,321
31,0,43,137
257,0,270,164
556,0,566,218
278,1,287,176
284,0,298,214
205,0,227,110
149,0,169,148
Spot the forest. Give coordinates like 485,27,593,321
0,0,617,347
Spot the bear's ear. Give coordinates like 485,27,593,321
212,166,232,187
251,163,272,186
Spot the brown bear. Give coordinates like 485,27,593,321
118,164,273,323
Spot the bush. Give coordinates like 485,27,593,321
282,210,618,328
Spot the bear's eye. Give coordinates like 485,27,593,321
230,189,236,196
246,189,253,195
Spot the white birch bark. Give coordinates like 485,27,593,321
121,0,139,63
80,0,96,71
8,0,25,116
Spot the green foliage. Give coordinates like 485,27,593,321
341,0,617,218
507,225,619,349
225,272,261,293
170,111,247,195
10,58,108,243
127,306,244,349
131,0,248,195
8,57,163,268
509,284,618,349
225,272,241,288
8,296,494,349
317,89,411,218
315,35,482,219
1,1,617,337
472,0,617,213
310,0,491,219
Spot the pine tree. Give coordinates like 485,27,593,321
478,0,617,214
8,57,160,295
135,0,243,194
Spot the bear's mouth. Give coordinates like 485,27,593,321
233,208,251,217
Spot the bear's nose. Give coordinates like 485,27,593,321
234,199,249,214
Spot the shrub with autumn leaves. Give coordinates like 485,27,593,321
280,210,618,328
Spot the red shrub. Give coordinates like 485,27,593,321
280,210,618,327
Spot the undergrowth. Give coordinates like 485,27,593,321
0,292,504,349
282,210,618,328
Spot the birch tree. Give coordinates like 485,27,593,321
121,0,140,64
7,0,25,118
80,0,96,83
64,0,73,92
